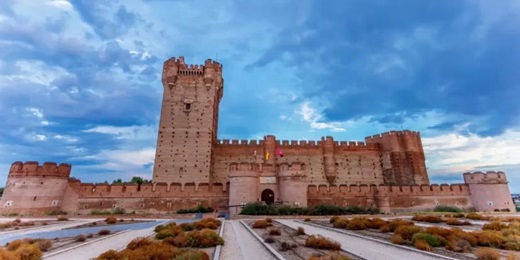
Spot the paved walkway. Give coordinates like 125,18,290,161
219,220,277,260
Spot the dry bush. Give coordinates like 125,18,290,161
163,232,188,247
34,239,53,251
174,250,210,260
379,224,390,233
453,213,465,218
0,248,18,260
105,217,117,224
305,235,341,250
155,225,183,239
96,250,119,260
74,235,87,242
466,213,484,220
118,241,182,260
296,226,305,235
193,218,221,230
180,223,195,231
367,218,388,229
252,220,271,229
308,252,352,260
390,234,405,245
444,214,453,218
412,215,443,223
119,219,124,222
425,226,452,238
269,228,281,236
414,240,432,252
13,243,42,260
450,228,478,246
265,218,273,223
445,218,472,226
86,234,94,238
332,218,348,229
330,216,340,224
388,219,414,232
476,231,504,248
446,239,472,253
264,237,275,243
346,218,368,230
6,240,24,251
304,218,311,222
13,219,21,223
411,233,441,247
18,221,35,227
502,235,520,251
506,252,519,260
395,225,422,241
483,221,507,231
98,229,111,236
57,216,68,221
154,224,166,232
474,247,500,260
185,229,224,248
280,241,292,252
126,237,154,250
0,222,14,229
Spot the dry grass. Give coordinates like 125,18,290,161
346,218,368,230
413,240,432,252
98,229,111,236
98,238,211,260
57,216,69,221
105,216,117,224
387,219,414,232
367,218,388,229
308,252,352,260
412,215,443,223
390,234,405,245
332,218,348,229
474,247,500,260
74,235,86,242
482,221,507,231
296,226,305,235
3,240,43,260
185,229,224,247
395,225,422,241
305,235,341,250
252,220,271,229
444,218,471,226
269,228,281,236
304,218,311,222
193,218,221,230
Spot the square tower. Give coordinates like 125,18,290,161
152,57,223,186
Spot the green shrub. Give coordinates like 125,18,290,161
411,233,441,247
176,205,214,214
47,210,67,216
433,205,463,213
395,225,422,241
185,229,224,247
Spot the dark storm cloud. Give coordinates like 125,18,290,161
249,0,520,136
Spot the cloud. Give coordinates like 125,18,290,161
297,101,345,132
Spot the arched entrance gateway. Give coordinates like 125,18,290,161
261,189,275,205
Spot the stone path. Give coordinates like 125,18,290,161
219,220,278,260
277,219,457,260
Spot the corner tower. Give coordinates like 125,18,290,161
152,57,223,187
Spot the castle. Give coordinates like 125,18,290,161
0,57,516,215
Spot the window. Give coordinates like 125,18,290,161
4,201,13,207
184,103,191,110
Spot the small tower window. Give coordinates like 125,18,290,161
184,103,191,110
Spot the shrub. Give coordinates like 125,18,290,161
332,218,348,229
162,233,187,247
47,210,67,216
265,218,273,223
367,218,388,229
296,226,305,235
414,240,432,252
434,205,462,213
411,233,441,247
180,223,195,231
444,214,453,218
304,218,311,222
74,235,86,242
118,242,181,260
305,235,341,250
395,225,422,241
126,237,153,250
451,228,478,246
425,226,452,238
453,213,465,218
6,240,24,251
280,241,292,252
14,243,42,260
176,205,214,214
388,219,414,232
483,221,507,231
474,248,500,260
154,224,166,233
476,231,504,247
252,220,271,229
308,252,352,260
0,248,17,260
269,228,281,236
98,229,111,236
390,234,405,245
112,207,126,215
155,225,183,239
57,216,68,221
97,249,119,260
174,250,210,260
264,237,275,243
412,215,443,223
193,218,221,230
35,239,53,251
330,216,340,224
467,213,484,220
87,234,94,238
346,218,368,230
446,239,471,253
185,229,224,248
105,217,117,224
13,219,21,223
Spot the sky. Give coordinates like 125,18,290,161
0,0,519,193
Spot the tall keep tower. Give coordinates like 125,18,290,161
152,57,223,187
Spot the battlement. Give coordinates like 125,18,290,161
216,139,263,146
365,130,420,142
229,162,260,172
308,183,470,196
162,56,222,85
463,171,508,184
8,161,71,178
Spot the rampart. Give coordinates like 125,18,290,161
8,161,71,178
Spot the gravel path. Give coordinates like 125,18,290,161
277,219,455,260
44,225,156,260
219,220,278,260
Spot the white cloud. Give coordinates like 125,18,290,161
83,125,156,141
25,107,44,118
297,101,346,132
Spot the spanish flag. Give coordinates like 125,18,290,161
276,148,284,157
265,152,269,160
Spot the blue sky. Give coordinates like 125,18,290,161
0,0,519,193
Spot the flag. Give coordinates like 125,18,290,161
276,148,284,157
265,152,269,160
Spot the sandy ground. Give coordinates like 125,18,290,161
277,219,457,260
219,220,278,260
